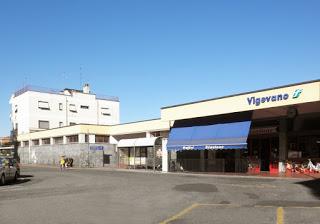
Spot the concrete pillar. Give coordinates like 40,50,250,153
200,150,205,172
279,119,288,173
39,139,43,146
28,140,31,164
89,135,96,144
162,139,168,173
63,136,67,144
146,132,151,138
235,149,241,172
79,134,86,143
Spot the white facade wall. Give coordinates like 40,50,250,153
11,88,120,135
10,92,30,133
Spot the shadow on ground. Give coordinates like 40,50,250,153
5,175,34,186
296,178,320,199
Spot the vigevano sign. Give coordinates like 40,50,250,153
247,89,303,107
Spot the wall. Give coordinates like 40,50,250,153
109,119,170,136
18,143,117,168
11,90,120,135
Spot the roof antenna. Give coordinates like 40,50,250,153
80,66,83,88
23,76,28,87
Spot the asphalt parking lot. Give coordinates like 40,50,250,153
0,166,319,224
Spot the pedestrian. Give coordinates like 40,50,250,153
60,156,65,171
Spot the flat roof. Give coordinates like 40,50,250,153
13,85,120,102
161,79,320,109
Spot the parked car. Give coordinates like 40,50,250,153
8,158,20,177
0,157,18,185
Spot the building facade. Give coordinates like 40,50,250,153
16,79,320,174
10,84,120,135
163,80,320,173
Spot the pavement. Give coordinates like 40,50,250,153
0,166,319,224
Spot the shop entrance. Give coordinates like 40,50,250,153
260,139,270,171
248,137,279,172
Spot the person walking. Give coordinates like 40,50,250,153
60,156,65,171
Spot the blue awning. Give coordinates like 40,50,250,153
167,121,251,151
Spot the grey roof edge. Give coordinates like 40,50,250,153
112,118,162,126
161,79,320,110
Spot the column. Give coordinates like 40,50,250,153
63,136,67,144
279,119,288,173
162,139,168,173
78,134,86,143
235,149,241,172
200,150,205,172
89,135,96,144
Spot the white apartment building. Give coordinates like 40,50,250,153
10,84,120,135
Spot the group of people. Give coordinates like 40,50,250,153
286,159,320,173
59,156,74,171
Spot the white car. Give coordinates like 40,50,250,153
0,157,18,185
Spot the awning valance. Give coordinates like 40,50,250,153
167,121,251,151
117,137,161,148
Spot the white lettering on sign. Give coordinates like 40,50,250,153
182,146,194,150
205,145,224,150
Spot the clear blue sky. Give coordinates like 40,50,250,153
0,0,319,136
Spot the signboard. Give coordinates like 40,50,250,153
247,89,303,107
161,81,319,122
250,127,278,135
90,146,104,151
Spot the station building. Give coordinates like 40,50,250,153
16,80,320,174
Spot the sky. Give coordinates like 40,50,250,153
0,0,319,136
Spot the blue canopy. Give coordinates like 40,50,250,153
167,121,251,151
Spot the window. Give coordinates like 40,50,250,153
32,139,39,146
42,138,50,145
80,105,89,109
59,103,63,111
67,135,78,143
101,107,111,116
39,120,49,129
23,141,29,147
69,104,77,112
59,122,63,127
140,147,147,157
95,135,109,143
103,155,111,164
38,101,50,110
53,137,63,144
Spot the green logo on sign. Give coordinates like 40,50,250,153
292,89,303,99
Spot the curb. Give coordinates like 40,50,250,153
21,164,315,181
